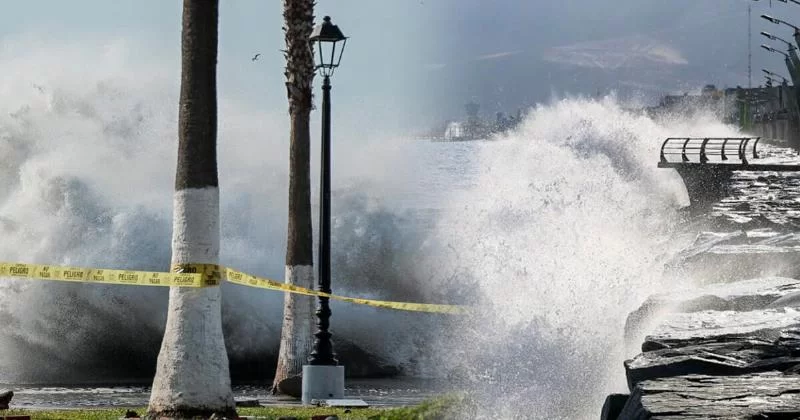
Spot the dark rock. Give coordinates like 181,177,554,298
0,389,12,410
123,409,139,418
623,307,800,391
600,393,628,420
277,417,299,420
276,374,303,399
618,372,800,419
625,338,800,390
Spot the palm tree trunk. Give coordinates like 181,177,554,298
147,0,236,418
273,0,316,396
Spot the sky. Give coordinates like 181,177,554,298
0,1,439,135
423,0,800,119
1,1,800,129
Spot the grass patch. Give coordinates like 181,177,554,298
1,395,470,420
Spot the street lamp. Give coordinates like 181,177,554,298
761,31,797,50
302,15,348,405
763,68,790,83
764,75,777,87
762,14,800,31
762,43,790,59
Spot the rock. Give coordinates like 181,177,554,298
276,374,303,399
624,277,800,347
277,417,299,420
664,230,800,283
600,393,628,420
625,337,800,390
769,290,800,308
624,307,800,391
667,231,745,265
0,389,12,409
123,409,139,418
618,372,800,419
641,308,800,351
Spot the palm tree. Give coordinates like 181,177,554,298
272,0,316,396
146,1,236,418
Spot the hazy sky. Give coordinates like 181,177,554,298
425,0,800,119
0,1,438,134
1,1,799,128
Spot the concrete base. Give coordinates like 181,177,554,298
301,365,345,405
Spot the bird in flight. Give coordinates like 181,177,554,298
252,53,261,62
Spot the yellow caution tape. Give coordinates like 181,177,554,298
171,263,223,287
0,262,467,314
0,262,208,287
223,267,469,315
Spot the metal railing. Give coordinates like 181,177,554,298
659,137,761,165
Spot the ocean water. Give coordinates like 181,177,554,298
0,42,765,418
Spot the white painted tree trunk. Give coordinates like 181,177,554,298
148,188,235,416
273,0,316,395
273,265,316,392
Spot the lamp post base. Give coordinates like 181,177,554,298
301,365,345,405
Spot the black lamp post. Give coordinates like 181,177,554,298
308,15,347,367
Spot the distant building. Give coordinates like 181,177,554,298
440,102,523,141
647,83,800,149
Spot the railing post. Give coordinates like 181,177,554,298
740,138,750,165
682,138,691,162
752,137,761,159
720,138,729,161
700,138,710,163
659,138,671,164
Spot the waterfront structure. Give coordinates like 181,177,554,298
440,102,524,141
648,84,800,150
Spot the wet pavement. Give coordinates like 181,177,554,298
1,378,451,409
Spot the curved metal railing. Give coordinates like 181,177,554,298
659,137,760,165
